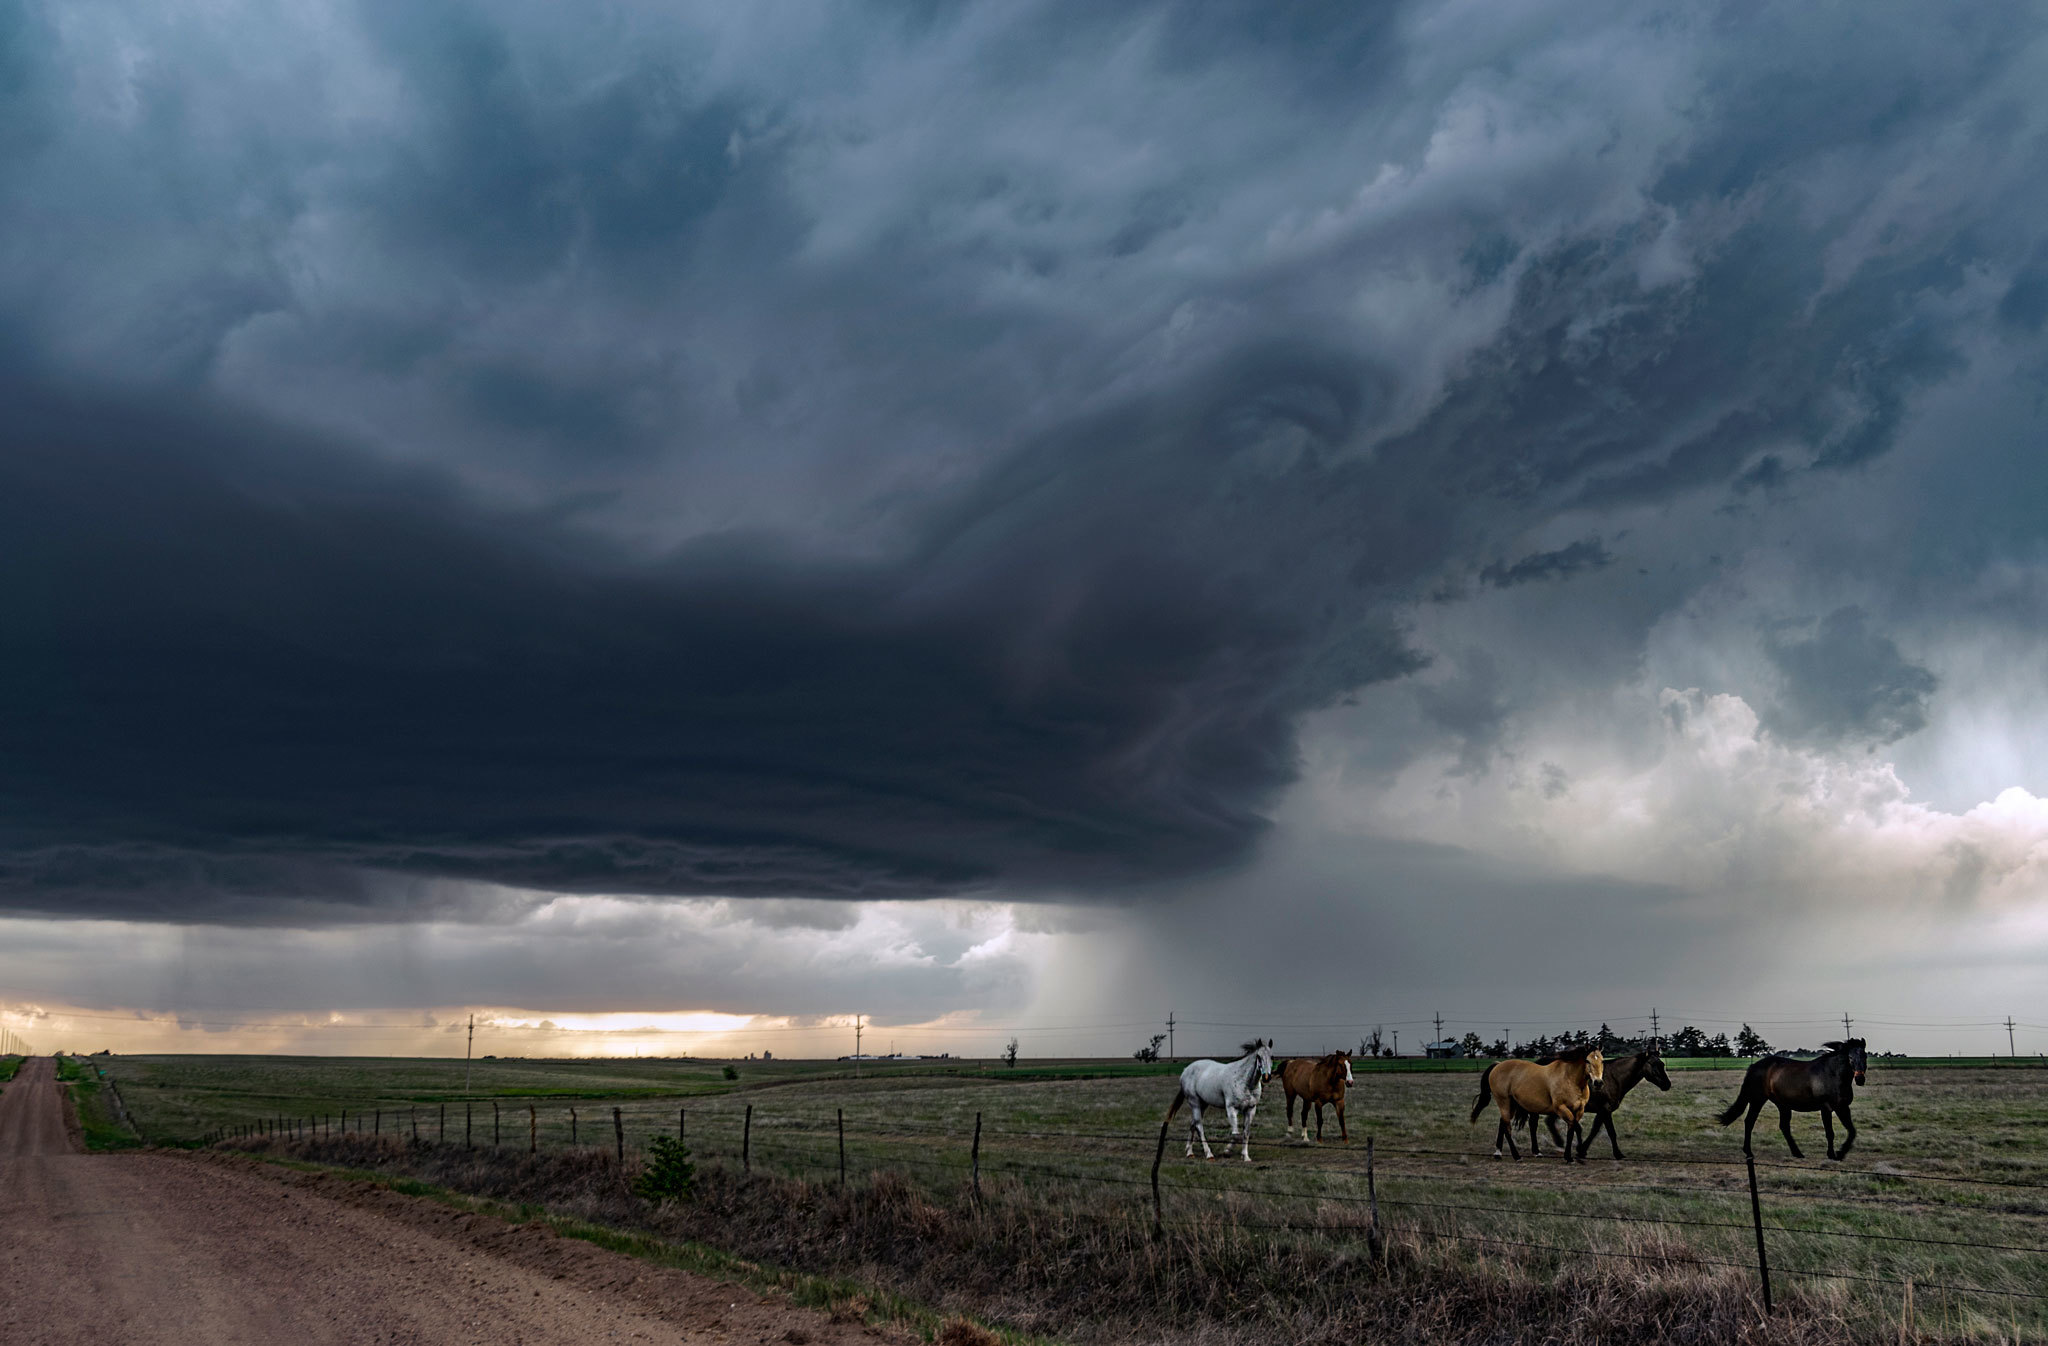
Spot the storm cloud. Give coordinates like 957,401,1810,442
5,0,2048,929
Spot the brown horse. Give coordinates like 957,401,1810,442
1524,1047,1672,1160
1280,1050,1354,1142
1469,1045,1604,1163
1716,1039,1866,1159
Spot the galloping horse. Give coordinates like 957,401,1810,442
1165,1040,1274,1162
1470,1045,1604,1163
1717,1039,1866,1160
1279,1050,1354,1143
1524,1047,1672,1160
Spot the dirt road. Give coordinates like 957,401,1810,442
0,1058,901,1345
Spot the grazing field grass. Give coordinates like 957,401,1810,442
0,1055,21,1083
109,1053,2048,1341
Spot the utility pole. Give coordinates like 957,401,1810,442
2006,1017,2017,1058
1433,1011,1445,1045
1649,1008,1660,1046
1166,1012,1176,1062
1842,1012,1854,1038
465,1014,475,1092
854,1014,863,1077
1392,1030,1399,1058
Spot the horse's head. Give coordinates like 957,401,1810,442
1585,1049,1604,1084
1822,1038,1867,1086
1257,1040,1276,1081
1335,1050,1354,1085
1642,1049,1672,1092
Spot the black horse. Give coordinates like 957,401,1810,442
1716,1039,1867,1160
1524,1047,1673,1160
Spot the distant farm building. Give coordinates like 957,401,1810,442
1425,1039,1462,1059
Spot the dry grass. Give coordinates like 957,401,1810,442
223,1131,1899,1345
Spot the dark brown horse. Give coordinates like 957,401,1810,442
1279,1050,1353,1142
1524,1047,1672,1160
1716,1039,1866,1159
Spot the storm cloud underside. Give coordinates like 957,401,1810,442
5,0,2048,934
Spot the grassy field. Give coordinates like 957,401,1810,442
102,1053,2048,1341
0,1055,21,1083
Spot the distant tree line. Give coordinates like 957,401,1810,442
1147,1022,1787,1062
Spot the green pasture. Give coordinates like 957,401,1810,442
98,1052,2048,1337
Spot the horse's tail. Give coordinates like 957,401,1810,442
1469,1064,1496,1124
1164,1086,1189,1127
1716,1059,1769,1125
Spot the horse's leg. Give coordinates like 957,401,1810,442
1836,1101,1857,1158
1188,1101,1211,1160
1742,1098,1764,1157
1495,1112,1519,1160
1284,1090,1295,1140
1312,1101,1324,1143
1545,1116,1566,1149
1527,1110,1543,1158
1776,1103,1803,1159
1821,1107,1838,1161
1240,1102,1256,1162
1603,1111,1623,1161
1337,1098,1348,1143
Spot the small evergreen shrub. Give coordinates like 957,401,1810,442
722,1064,739,1080
632,1134,695,1203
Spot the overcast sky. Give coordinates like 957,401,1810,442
4,1,2046,1059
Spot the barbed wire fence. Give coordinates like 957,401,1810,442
195,1092,2048,1332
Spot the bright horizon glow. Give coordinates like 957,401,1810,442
3,1000,2038,1060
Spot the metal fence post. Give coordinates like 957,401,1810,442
528,1103,536,1154
1367,1135,1383,1261
1747,1150,1774,1315
679,1107,685,1147
743,1104,752,1174
1150,1115,1170,1238
971,1112,982,1203
613,1106,624,1165
466,1102,472,1149
493,1101,500,1147
837,1108,846,1187
571,1106,578,1145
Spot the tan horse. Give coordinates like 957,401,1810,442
1469,1045,1604,1163
1279,1050,1353,1142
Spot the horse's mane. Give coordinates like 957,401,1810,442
1548,1043,1599,1063
1818,1038,1866,1056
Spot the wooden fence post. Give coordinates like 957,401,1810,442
528,1104,536,1154
1747,1150,1774,1315
679,1107,685,1147
571,1106,578,1145
1150,1114,1170,1238
439,1103,445,1144
837,1108,845,1187
613,1106,624,1165
411,1107,418,1142
971,1112,982,1203
466,1102,473,1149
375,1109,381,1136
493,1101,500,1147
743,1104,752,1174
1366,1135,1383,1261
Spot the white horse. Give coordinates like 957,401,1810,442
1164,1040,1274,1162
